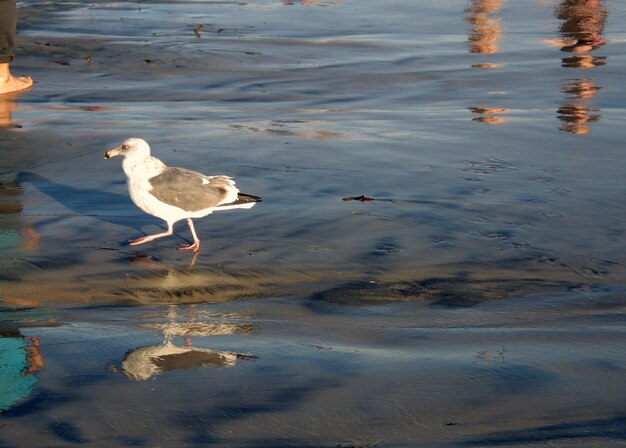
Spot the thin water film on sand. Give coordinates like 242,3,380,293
1,0,626,446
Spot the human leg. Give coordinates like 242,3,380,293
0,0,32,95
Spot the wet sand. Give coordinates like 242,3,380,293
1,0,626,446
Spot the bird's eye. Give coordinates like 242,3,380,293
121,144,128,150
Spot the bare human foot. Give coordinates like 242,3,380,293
0,63,32,95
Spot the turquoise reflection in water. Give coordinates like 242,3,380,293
0,335,37,412
0,307,53,412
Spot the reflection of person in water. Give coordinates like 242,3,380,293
0,330,44,412
465,0,508,124
552,0,606,134
552,0,607,68
465,0,503,55
0,182,40,250
0,91,20,128
0,0,32,95
557,79,601,135
556,0,607,52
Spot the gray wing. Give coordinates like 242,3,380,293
148,167,235,212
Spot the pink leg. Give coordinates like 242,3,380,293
129,223,174,246
178,218,201,252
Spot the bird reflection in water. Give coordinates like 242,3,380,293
551,0,607,134
120,305,257,381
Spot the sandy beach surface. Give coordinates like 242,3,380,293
1,0,626,446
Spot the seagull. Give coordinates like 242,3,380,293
104,138,261,252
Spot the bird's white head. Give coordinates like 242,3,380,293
104,138,151,161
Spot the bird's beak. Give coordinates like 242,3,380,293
104,145,122,160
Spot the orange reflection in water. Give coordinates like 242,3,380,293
561,54,606,69
554,0,606,135
465,0,504,55
557,79,601,135
0,90,27,129
465,1,507,125
469,107,508,124
556,0,607,59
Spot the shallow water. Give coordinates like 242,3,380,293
1,0,626,446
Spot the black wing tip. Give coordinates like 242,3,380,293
219,193,262,207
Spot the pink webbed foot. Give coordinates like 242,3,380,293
178,241,200,252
